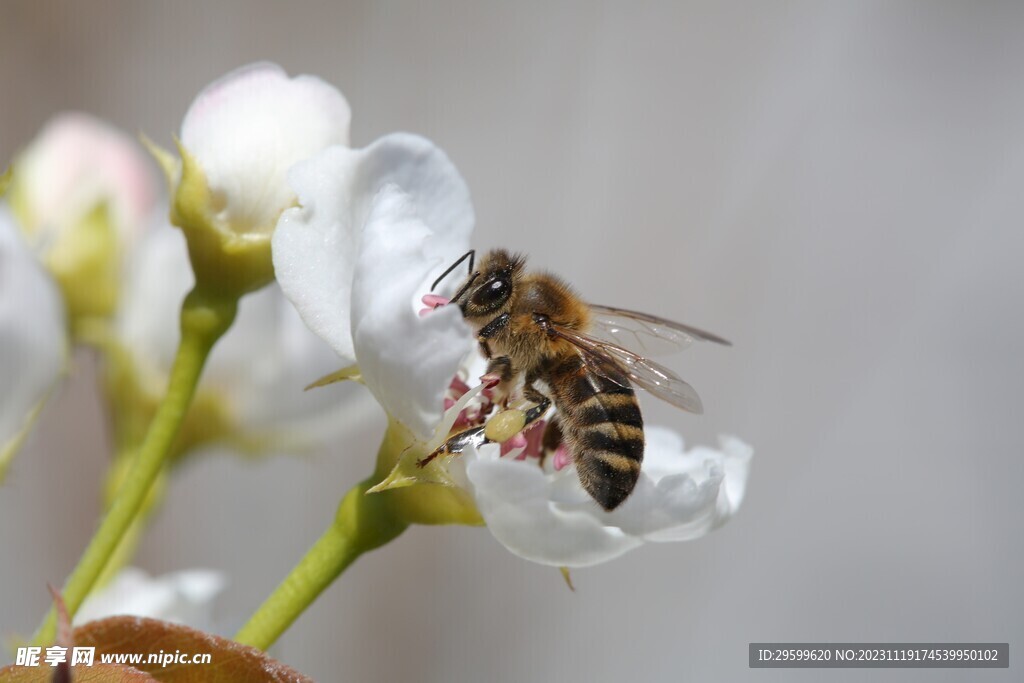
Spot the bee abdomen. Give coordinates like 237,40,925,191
548,355,644,511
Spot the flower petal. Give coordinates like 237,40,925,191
464,446,642,566
0,210,67,478
181,62,351,234
460,427,753,567
73,567,226,630
351,188,474,438
271,147,360,361
274,133,476,438
609,429,753,542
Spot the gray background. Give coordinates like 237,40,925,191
2,2,1022,681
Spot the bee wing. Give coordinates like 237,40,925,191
589,304,732,357
548,324,705,415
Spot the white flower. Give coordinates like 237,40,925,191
458,427,752,567
273,131,752,567
178,61,351,237
273,133,475,439
115,215,366,454
74,567,225,631
0,211,66,478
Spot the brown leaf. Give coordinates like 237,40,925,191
73,617,313,683
0,662,156,682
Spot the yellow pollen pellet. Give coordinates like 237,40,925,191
484,409,527,443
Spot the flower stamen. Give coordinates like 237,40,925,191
552,444,572,471
500,418,546,460
418,293,450,317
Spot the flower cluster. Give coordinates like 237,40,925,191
2,61,752,655
3,67,359,475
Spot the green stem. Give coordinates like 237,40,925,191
233,478,408,650
92,468,168,590
33,287,237,645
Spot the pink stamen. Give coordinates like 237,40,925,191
424,294,450,308
500,419,547,460
449,376,471,397
521,419,546,459
500,432,528,457
479,373,501,400
418,294,451,317
440,372,499,435
423,293,450,308
553,444,571,471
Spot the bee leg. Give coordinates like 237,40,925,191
488,398,550,441
522,369,553,407
485,355,514,381
482,356,516,408
519,397,551,431
523,384,548,407
498,373,552,430
416,426,486,468
418,399,551,467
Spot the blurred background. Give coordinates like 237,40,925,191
2,1,1023,681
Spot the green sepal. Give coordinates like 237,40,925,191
305,364,362,390
44,201,121,329
138,133,178,195
367,419,483,527
367,440,459,492
169,140,275,298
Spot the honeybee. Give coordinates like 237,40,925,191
425,249,730,511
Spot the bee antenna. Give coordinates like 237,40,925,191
449,272,479,305
431,249,476,291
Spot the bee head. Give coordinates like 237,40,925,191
447,249,525,321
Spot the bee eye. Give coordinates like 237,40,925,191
471,277,510,309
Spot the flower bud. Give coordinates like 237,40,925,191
7,113,156,327
162,62,351,297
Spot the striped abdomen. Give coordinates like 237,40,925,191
544,351,644,510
